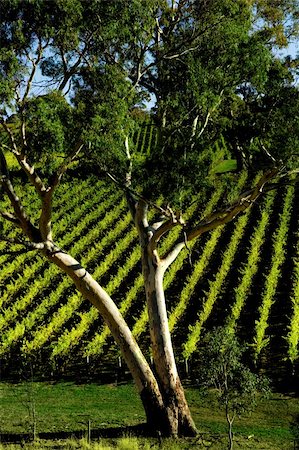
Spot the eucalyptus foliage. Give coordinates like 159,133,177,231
1,0,298,200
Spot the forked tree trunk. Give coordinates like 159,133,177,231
141,246,197,436
131,198,197,436
44,243,194,435
225,404,235,450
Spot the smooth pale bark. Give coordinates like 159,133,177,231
42,242,182,435
226,405,235,450
133,198,197,436
141,246,197,436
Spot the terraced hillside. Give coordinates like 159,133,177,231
0,123,298,387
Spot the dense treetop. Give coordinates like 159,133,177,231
0,0,298,205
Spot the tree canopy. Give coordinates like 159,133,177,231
1,0,298,203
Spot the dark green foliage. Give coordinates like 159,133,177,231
197,328,270,410
221,57,299,168
23,93,75,172
143,0,275,202
197,327,270,448
0,0,298,200
71,65,137,179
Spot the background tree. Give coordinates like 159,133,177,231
197,327,270,450
0,0,298,437
220,57,299,169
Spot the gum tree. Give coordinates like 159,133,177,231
0,0,298,436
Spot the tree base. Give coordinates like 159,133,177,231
140,384,198,437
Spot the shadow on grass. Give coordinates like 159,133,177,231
0,423,153,444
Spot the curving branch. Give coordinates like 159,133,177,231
58,33,94,92
162,168,283,271
0,211,21,227
102,167,169,217
0,120,48,196
148,208,185,254
22,39,44,104
51,141,84,190
0,236,45,250
186,168,280,241
0,176,41,242
38,141,84,242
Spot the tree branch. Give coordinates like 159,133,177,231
149,208,185,254
102,167,170,217
58,33,94,92
22,39,44,104
0,176,41,242
0,120,48,196
161,14,226,61
259,140,277,164
162,168,285,270
38,143,84,242
39,190,54,242
124,135,132,188
163,43,202,60
186,168,280,241
0,236,45,250
162,241,185,270
134,199,151,245
0,211,21,226
51,141,84,190
196,91,224,140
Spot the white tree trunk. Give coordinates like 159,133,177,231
43,244,196,435
141,246,197,436
43,243,190,435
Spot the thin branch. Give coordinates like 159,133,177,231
1,119,20,154
103,168,170,217
38,142,83,242
0,236,45,250
0,176,41,242
149,208,184,254
15,154,47,196
197,91,224,140
0,120,48,196
186,168,280,241
59,45,68,73
51,141,84,190
162,168,283,270
163,43,202,60
1,121,54,242
0,211,21,226
22,39,44,104
58,33,94,92
149,220,178,253
124,135,132,188
161,14,226,61
259,140,277,164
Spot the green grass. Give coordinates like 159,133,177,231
0,436,199,450
212,159,237,173
0,382,298,449
0,383,145,434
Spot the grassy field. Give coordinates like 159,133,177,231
0,382,298,449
